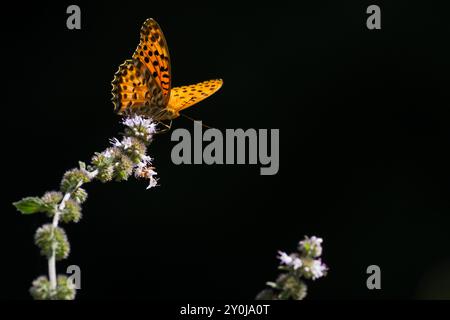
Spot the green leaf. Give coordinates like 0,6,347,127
13,197,45,214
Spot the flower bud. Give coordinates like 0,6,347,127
113,153,134,181
34,224,70,260
60,199,82,223
55,275,77,300
72,187,88,204
276,274,307,300
30,276,52,300
123,137,147,163
29,275,76,300
91,148,118,183
60,169,91,193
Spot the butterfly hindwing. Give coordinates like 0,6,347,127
168,79,223,114
111,59,165,116
132,18,171,104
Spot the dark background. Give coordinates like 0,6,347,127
1,1,450,300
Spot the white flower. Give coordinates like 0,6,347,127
123,115,157,137
134,161,158,189
146,175,158,189
110,137,133,150
278,251,303,270
103,149,113,159
123,116,137,128
299,235,323,258
309,259,327,280
301,258,327,280
110,137,121,147
121,137,133,149
277,251,293,265
292,258,303,270
141,155,153,164
309,236,323,246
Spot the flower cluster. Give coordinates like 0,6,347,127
30,275,77,300
34,224,70,260
91,115,158,188
256,236,328,300
13,115,159,300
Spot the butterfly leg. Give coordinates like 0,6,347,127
156,120,172,134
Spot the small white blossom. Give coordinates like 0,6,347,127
299,235,323,258
261,236,328,300
278,251,303,270
103,149,113,159
292,258,303,270
123,115,157,138
134,161,158,189
110,137,133,150
301,258,327,280
309,236,323,246
122,137,133,149
146,175,158,189
277,251,293,265
110,137,122,148
141,155,153,164
309,259,327,280
123,116,137,128
135,160,146,173
123,115,153,128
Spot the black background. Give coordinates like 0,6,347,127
1,1,450,300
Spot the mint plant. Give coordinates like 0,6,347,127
13,115,158,299
256,236,328,300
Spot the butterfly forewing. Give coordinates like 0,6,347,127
132,18,171,104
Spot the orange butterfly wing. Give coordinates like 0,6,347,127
132,18,171,103
111,59,165,116
112,18,171,118
167,79,223,117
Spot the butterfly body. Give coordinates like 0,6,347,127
112,18,222,121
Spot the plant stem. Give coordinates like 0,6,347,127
48,181,83,293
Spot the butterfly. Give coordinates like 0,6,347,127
111,18,223,124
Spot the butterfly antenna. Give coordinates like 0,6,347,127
180,113,214,129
